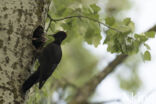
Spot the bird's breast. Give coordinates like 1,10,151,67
39,43,62,64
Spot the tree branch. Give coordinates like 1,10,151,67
69,54,128,104
47,14,121,32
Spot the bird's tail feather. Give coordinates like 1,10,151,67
22,70,40,93
39,80,46,89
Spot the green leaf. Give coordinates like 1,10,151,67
127,37,133,43
143,51,151,61
145,31,155,38
90,4,100,13
105,17,115,26
144,43,151,50
134,34,147,42
128,22,135,32
131,41,140,53
85,28,101,47
123,18,131,25
104,29,117,44
123,18,135,32
84,21,101,47
82,7,99,19
115,25,131,34
62,8,74,16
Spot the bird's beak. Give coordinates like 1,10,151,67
42,36,47,42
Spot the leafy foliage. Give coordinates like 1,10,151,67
48,0,156,58
48,0,101,47
104,17,135,54
103,17,155,59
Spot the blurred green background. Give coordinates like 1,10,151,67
27,0,156,104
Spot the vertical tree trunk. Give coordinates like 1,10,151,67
0,0,49,103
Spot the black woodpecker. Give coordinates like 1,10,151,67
22,31,67,93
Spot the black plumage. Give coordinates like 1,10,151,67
22,31,67,93
32,26,45,49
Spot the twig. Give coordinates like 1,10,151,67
46,14,53,32
45,1,52,32
47,14,121,33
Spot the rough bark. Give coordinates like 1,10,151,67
0,0,49,103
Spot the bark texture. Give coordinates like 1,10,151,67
0,0,49,103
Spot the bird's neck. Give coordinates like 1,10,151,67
53,39,62,45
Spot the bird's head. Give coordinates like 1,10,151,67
53,31,67,42
33,25,44,38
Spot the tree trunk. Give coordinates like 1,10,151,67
0,0,49,103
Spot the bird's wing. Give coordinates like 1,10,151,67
39,64,57,89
